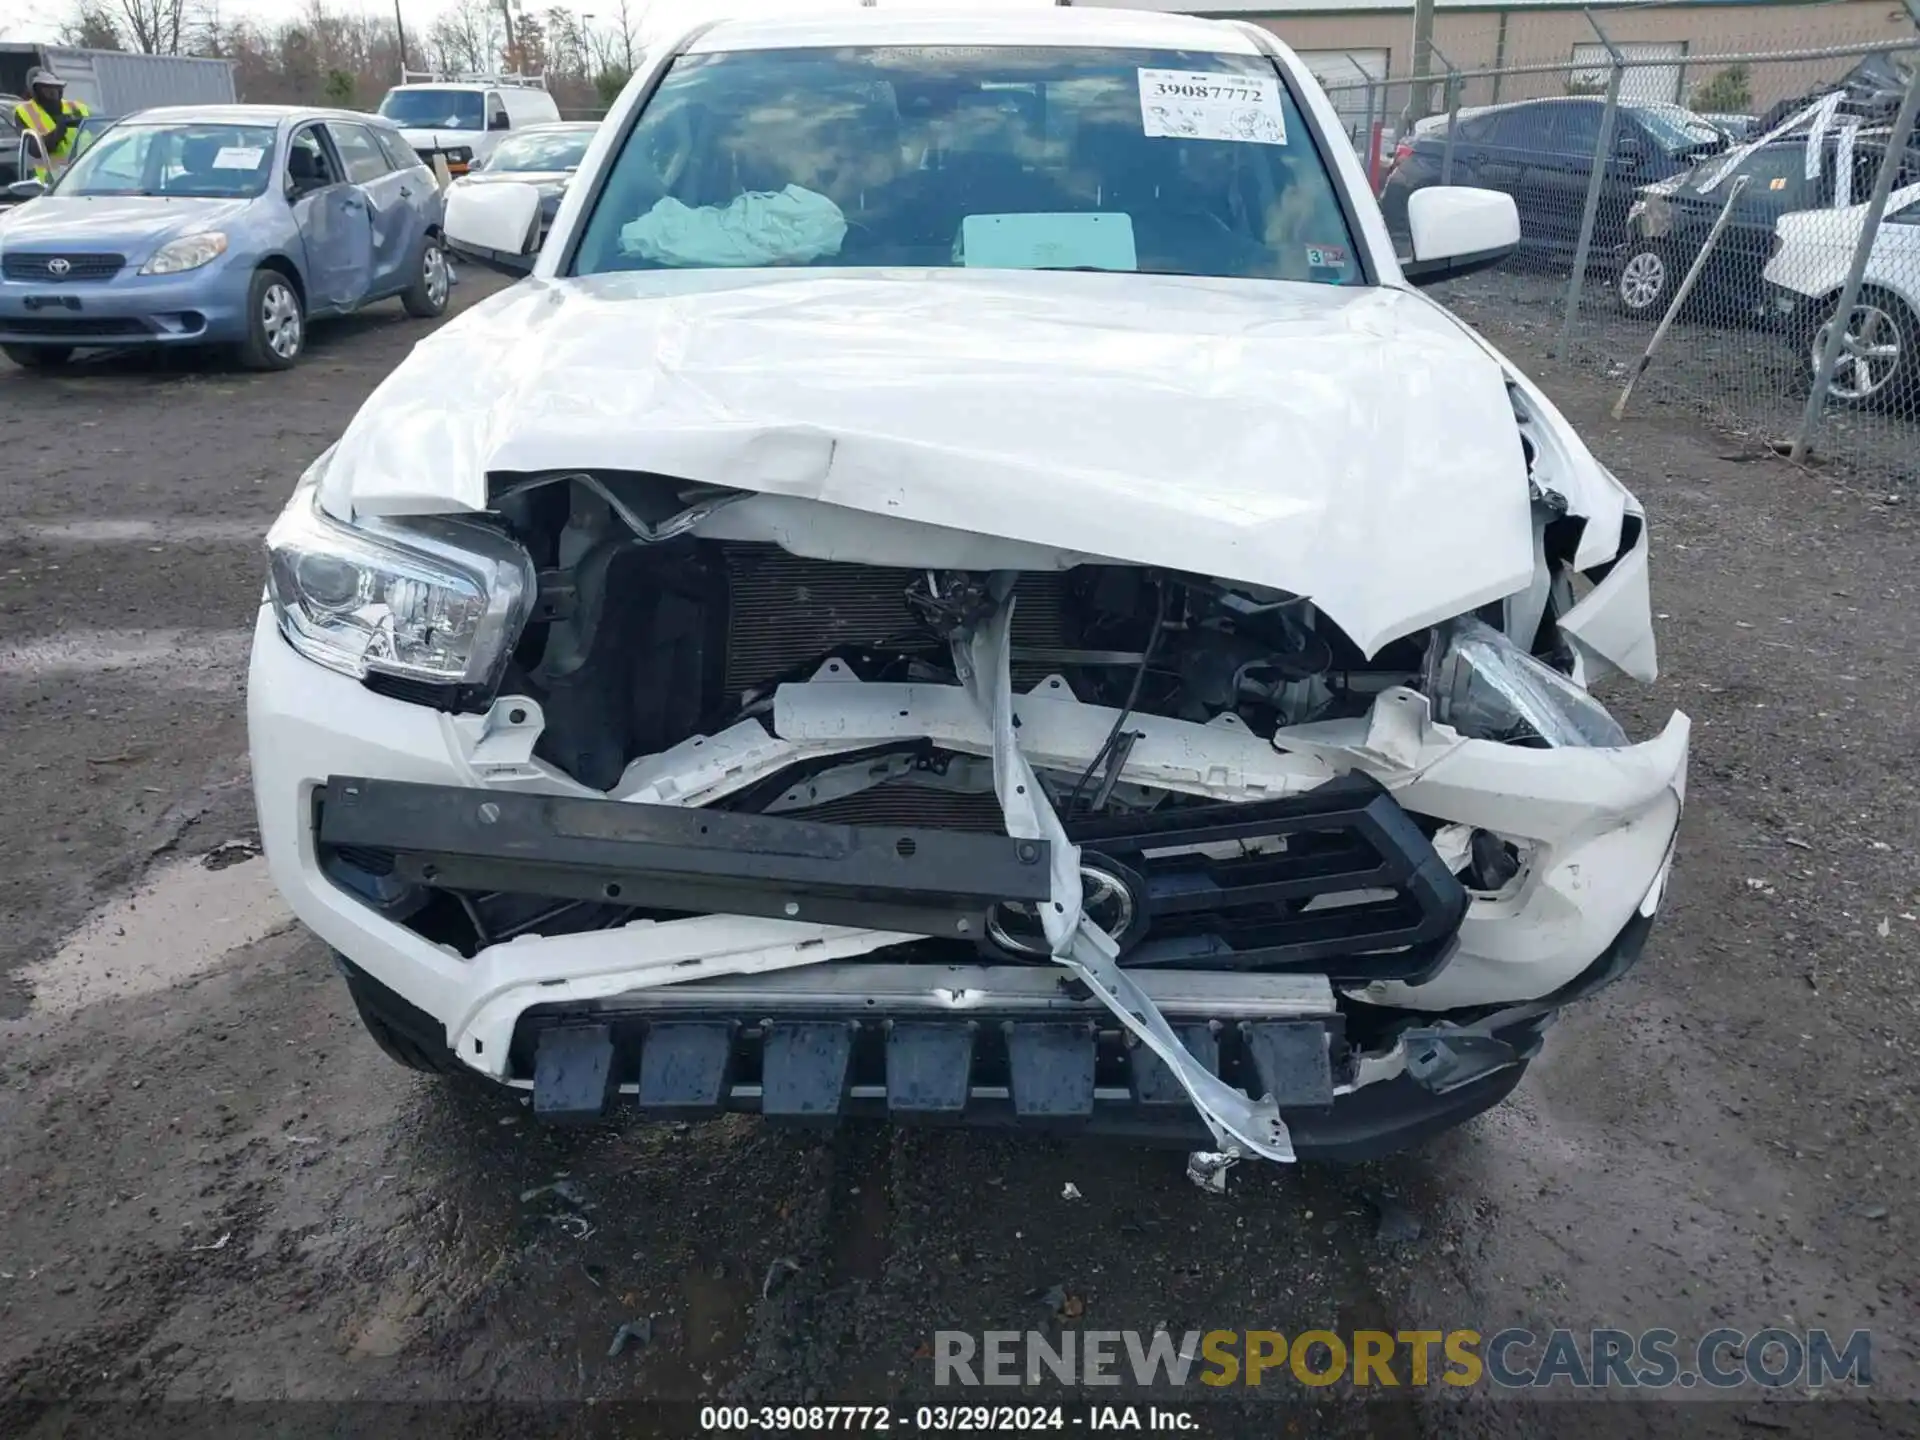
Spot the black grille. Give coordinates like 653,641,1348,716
1,316,148,337
2,252,125,282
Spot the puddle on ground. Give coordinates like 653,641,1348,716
20,855,293,1015
0,627,249,683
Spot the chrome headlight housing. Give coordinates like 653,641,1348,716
265,451,533,691
1424,617,1627,748
446,146,473,164
140,231,228,275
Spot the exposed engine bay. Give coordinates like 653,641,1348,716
490,469,1578,801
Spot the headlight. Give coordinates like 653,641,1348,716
140,231,228,275
1424,617,1627,748
265,451,534,691
447,147,473,164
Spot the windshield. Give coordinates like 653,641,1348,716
379,88,485,131
571,45,1361,284
485,128,594,172
54,122,276,199
1635,104,1724,153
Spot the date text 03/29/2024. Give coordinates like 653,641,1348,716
698,1406,1193,1432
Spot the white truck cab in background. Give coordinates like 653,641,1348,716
376,70,561,178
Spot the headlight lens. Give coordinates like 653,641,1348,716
447,147,473,164
1424,617,1627,748
265,451,534,690
140,231,228,275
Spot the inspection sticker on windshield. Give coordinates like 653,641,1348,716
212,146,264,169
1137,69,1287,145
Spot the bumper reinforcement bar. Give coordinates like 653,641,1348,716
317,775,1053,940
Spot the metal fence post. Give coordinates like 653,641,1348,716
1440,68,1462,184
1790,40,1920,461
1556,15,1627,355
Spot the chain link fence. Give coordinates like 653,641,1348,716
1309,11,1920,482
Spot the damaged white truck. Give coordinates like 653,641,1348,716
248,8,1686,1170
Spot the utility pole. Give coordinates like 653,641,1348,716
393,0,409,71
1409,0,1436,122
501,0,518,68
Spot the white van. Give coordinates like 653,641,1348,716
376,71,561,177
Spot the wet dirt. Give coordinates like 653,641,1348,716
0,276,1914,1437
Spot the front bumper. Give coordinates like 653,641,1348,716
250,602,1686,1156
0,261,253,347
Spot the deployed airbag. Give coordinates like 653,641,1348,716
619,185,848,267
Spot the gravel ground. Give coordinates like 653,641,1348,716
0,272,1915,1438
1431,263,1920,487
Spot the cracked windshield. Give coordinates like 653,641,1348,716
571,46,1362,282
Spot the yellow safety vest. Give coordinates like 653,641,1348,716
13,97,90,181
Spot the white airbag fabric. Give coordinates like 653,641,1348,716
619,185,847,267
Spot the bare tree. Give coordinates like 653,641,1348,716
427,0,503,75
60,2,124,49
114,0,189,54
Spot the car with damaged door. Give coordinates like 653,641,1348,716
248,8,1686,1170
0,105,449,371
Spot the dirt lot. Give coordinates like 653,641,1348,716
0,271,1915,1438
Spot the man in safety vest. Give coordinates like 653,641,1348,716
12,67,90,183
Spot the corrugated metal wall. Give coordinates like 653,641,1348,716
43,48,236,115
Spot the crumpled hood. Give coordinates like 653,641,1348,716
0,195,250,260
327,268,1548,656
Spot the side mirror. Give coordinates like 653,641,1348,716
488,112,510,132
7,177,47,201
444,179,541,273
1401,185,1520,285
1616,137,1646,169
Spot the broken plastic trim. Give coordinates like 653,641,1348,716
950,578,1296,1164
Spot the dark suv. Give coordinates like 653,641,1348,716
1618,129,1920,320
1379,97,1726,262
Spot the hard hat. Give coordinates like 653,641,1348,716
26,67,67,90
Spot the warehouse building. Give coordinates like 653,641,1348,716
1095,0,1915,118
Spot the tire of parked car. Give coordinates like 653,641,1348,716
236,267,306,372
1615,239,1674,319
2,344,74,370
401,236,452,320
1808,287,1917,412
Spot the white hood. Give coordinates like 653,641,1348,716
326,268,1544,656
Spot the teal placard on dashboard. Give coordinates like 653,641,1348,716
959,213,1139,271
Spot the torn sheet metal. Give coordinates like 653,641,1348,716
319,267,1540,657
952,589,1296,1163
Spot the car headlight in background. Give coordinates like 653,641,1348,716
265,452,533,691
1424,617,1628,748
140,231,229,275
446,147,473,165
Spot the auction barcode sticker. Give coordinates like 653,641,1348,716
1137,69,1287,145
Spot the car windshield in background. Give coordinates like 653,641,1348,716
571,45,1361,284
1635,105,1724,154
379,89,485,130
55,122,277,198
485,128,594,172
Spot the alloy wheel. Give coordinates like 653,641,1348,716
1814,302,1901,401
1619,250,1666,312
